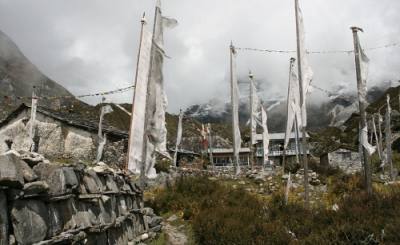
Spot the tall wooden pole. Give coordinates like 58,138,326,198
386,95,393,180
351,26,372,195
208,123,214,167
294,114,301,164
294,0,309,208
283,58,297,172
249,71,255,170
230,43,240,174
126,13,146,171
139,5,160,187
378,113,384,167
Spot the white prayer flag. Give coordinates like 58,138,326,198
385,95,393,175
250,80,261,145
127,23,153,173
230,45,242,174
97,104,113,162
296,2,313,127
261,106,269,164
96,134,107,163
284,59,301,149
358,42,370,105
29,92,38,152
372,116,382,160
173,110,183,166
360,126,376,156
144,2,176,178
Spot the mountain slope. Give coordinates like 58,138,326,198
0,29,80,120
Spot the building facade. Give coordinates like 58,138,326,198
211,132,310,167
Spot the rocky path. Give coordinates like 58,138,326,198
162,215,189,245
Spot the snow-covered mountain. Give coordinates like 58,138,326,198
185,80,399,131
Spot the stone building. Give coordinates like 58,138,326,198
319,146,361,174
0,103,128,165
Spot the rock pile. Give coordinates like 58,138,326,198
0,151,161,245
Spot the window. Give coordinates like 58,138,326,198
341,152,352,160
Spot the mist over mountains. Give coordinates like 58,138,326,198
185,80,400,132
0,30,72,100
0,27,398,138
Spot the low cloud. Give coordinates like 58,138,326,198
0,0,399,112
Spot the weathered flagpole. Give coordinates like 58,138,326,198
351,26,372,195
29,86,38,152
294,114,301,165
139,3,160,187
282,58,296,172
230,42,240,175
208,123,214,167
378,113,384,170
294,0,309,207
385,95,393,180
249,71,255,170
126,13,146,171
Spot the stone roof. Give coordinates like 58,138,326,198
0,103,128,140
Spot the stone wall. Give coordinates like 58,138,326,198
0,151,161,245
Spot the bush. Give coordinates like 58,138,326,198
149,176,400,244
155,157,171,173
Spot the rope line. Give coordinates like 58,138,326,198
236,42,400,55
3,85,135,100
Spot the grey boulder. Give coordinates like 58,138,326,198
0,154,24,188
11,200,48,245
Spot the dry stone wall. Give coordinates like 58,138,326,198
0,151,161,245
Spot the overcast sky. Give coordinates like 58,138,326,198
0,0,399,112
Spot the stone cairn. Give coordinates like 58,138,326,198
0,151,162,245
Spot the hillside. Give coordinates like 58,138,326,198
0,29,90,120
312,85,400,155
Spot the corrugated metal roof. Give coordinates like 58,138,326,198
255,132,310,141
211,148,250,154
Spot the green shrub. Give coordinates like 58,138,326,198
149,176,400,244
155,157,172,173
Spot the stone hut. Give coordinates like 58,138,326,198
320,146,361,174
0,103,128,165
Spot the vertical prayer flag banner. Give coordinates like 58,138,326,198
250,80,261,145
296,2,313,127
358,42,370,105
261,106,269,165
29,93,38,152
360,126,376,156
128,22,152,173
385,95,393,178
173,110,183,166
284,58,301,149
355,31,375,156
372,116,382,161
230,44,242,174
97,105,113,162
144,1,176,179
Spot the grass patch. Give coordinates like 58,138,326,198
148,176,400,244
